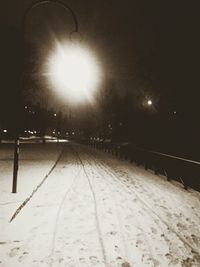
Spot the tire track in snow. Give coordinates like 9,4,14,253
85,158,132,266
72,146,108,267
81,150,158,267
49,166,82,266
74,145,157,266
49,145,83,266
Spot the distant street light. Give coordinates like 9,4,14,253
147,99,152,106
12,0,79,193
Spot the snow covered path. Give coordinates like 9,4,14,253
0,142,200,267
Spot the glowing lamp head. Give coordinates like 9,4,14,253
45,42,101,104
147,100,152,106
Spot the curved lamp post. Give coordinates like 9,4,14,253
23,0,78,33
12,0,79,193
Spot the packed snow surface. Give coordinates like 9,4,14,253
0,142,200,267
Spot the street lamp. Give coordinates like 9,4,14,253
23,0,78,33
12,0,79,193
45,42,101,104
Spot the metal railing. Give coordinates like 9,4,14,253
87,139,200,192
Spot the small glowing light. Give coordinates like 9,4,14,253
3,129,7,133
54,113,57,117
45,42,101,104
147,100,152,106
173,111,177,115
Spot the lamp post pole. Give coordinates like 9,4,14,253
12,0,78,193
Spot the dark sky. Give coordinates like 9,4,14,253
0,1,199,113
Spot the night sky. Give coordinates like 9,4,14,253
1,1,199,104
0,1,200,157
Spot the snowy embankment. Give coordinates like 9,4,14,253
0,142,200,267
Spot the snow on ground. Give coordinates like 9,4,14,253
0,142,200,267
0,142,62,225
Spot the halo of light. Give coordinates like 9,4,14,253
45,42,101,104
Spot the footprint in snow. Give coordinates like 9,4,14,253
58,257,64,263
121,262,131,267
109,231,117,236
79,257,86,263
151,227,157,234
125,225,131,231
136,239,143,247
138,210,144,216
107,210,113,215
160,205,167,210
181,257,196,267
191,234,200,245
165,253,179,265
9,247,20,257
126,214,134,220
185,217,191,222
18,251,29,262
89,256,99,264
151,258,160,266
114,245,120,253
177,222,187,230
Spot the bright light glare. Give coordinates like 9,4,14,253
147,100,152,106
45,43,101,104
